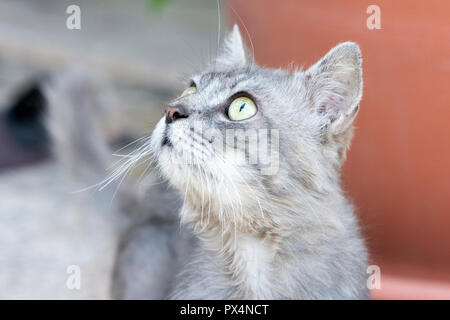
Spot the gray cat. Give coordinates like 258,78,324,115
47,25,368,299
44,67,190,299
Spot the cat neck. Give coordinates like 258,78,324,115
180,187,349,298
181,201,280,298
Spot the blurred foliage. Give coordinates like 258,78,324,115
147,0,173,12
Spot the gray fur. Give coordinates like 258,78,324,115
48,24,368,299
44,67,118,183
111,178,196,299
43,67,190,299
149,25,368,299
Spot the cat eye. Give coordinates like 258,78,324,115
226,96,257,121
180,85,197,97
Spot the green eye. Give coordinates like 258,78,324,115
180,85,197,97
227,97,257,121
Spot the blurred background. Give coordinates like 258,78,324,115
0,0,449,299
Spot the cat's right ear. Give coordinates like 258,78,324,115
215,24,249,69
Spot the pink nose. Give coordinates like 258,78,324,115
165,105,188,124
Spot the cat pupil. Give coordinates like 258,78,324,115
239,103,246,112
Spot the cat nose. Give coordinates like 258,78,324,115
165,105,188,124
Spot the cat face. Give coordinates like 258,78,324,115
151,25,362,213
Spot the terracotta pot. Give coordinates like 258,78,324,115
227,0,450,299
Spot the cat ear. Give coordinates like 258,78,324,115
216,24,248,69
305,42,363,135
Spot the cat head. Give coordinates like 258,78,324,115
151,25,362,228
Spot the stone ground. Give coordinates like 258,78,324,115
0,0,226,299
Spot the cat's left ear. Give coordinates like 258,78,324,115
305,42,363,135
216,24,249,69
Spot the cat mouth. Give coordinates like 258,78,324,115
161,131,173,147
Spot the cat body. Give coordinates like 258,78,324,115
46,25,368,299
149,26,368,299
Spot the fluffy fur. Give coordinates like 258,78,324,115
148,25,368,299
47,25,368,299
43,68,189,299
